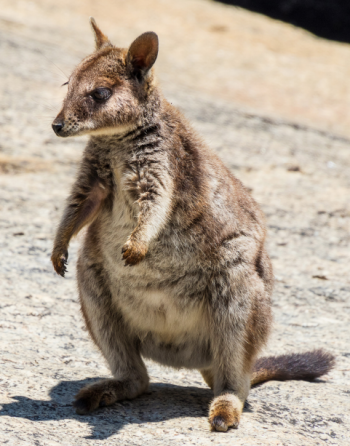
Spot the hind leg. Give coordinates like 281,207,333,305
207,270,271,431
200,368,214,390
74,256,149,414
208,350,251,432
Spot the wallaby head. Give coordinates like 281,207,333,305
52,18,159,138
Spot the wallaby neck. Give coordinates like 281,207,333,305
89,121,162,149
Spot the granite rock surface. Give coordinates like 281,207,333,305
0,1,349,445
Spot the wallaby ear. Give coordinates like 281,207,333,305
90,17,112,50
127,32,159,81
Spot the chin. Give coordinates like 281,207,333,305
85,124,137,137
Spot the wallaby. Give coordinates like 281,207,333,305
51,18,334,432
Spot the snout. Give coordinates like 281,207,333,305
52,119,65,136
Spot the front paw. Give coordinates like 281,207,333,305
121,239,147,266
51,249,68,277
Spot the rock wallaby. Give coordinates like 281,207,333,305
51,18,334,432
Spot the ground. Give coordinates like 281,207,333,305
0,0,349,445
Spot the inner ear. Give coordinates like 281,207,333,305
90,17,112,50
127,32,159,81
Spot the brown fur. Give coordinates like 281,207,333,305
209,393,243,431
51,19,335,432
251,349,335,387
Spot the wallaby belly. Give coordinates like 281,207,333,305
112,285,212,368
82,209,212,369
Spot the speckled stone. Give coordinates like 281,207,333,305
0,1,349,445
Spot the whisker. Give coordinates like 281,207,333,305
32,99,59,112
41,54,69,81
41,67,66,83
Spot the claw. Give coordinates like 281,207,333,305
52,249,69,277
59,263,67,277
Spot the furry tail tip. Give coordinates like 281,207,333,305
251,349,335,387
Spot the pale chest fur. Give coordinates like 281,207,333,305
98,161,209,347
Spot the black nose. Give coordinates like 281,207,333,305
52,122,64,135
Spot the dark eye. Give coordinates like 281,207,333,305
90,88,112,103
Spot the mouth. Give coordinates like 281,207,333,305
52,131,70,138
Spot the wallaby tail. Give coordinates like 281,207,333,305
251,349,335,387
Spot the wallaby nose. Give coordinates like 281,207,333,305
52,121,64,135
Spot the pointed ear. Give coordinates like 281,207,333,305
127,32,159,81
90,17,112,50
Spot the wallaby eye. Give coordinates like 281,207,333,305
90,88,112,103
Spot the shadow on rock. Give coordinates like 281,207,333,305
0,379,215,439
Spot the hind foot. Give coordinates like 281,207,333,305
208,393,243,432
73,377,148,415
